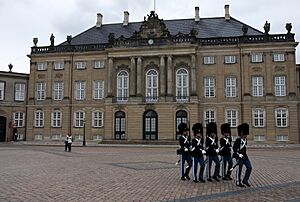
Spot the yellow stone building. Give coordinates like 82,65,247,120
26,5,299,143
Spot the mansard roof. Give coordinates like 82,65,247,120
60,16,263,46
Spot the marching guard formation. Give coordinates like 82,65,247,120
177,122,252,187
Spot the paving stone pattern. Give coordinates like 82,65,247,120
0,144,299,201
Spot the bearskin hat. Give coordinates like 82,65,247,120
238,123,249,136
178,122,188,134
206,122,217,136
221,123,231,135
192,123,203,135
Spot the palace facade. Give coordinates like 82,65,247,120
24,5,299,143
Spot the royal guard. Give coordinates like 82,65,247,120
233,123,252,187
191,123,206,183
205,122,220,182
219,123,233,180
178,122,192,180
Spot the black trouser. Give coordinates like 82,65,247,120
64,141,68,151
67,143,72,152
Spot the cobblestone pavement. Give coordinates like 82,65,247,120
0,144,299,202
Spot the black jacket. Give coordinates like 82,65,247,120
219,136,232,156
205,136,218,156
232,137,248,160
179,135,190,155
191,137,204,158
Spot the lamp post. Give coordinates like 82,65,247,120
83,120,86,146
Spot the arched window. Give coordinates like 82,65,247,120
143,110,158,140
176,110,188,140
176,68,189,101
115,111,126,140
117,71,129,101
146,69,158,102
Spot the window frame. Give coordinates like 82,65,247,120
274,76,286,96
117,70,129,101
13,112,25,127
204,77,216,97
176,68,189,101
225,109,238,127
251,53,263,63
92,111,104,127
74,111,85,128
252,76,264,97
75,81,86,100
224,55,237,64
34,110,44,128
275,108,288,127
51,110,62,128
252,108,265,127
15,83,26,101
0,81,5,100
36,82,46,100
203,56,215,65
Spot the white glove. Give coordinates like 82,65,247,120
216,148,219,154
202,150,206,155
239,154,244,158
184,148,188,152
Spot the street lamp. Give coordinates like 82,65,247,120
83,119,86,146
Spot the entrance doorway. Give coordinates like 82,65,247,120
0,116,7,142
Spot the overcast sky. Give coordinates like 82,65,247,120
0,0,299,73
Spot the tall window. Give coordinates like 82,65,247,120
14,112,25,127
54,81,63,100
252,76,263,97
51,111,62,127
74,111,85,127
226,110,238,127
275,108,288,127
0,81,4,100
36,82,46,100
92,111,103,127
253,108,265,127
225,77,236,97
273,53,285,62
146,69,158,102
204,110,216,124
75,81,85,100
93,80,104,99
274,76,286,96
35,111,44,127
203,56,215,64
251,53,263,63
204,77,215,97
176,68,189,100
224,55,236,64
15,83,25,101
117,71,128,101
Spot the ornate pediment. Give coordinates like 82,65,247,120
175,61,189,68
146,61,159,69
135,11,170,39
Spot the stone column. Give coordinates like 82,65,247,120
136,57,142,96
160,56,166,96
167,55,173,96
191,54,197,96
107,58,113,97
130,57,136,96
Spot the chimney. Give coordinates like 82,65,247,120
195,7,200,22
224,5,230,21
123,11,129,26
96,13,103,28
